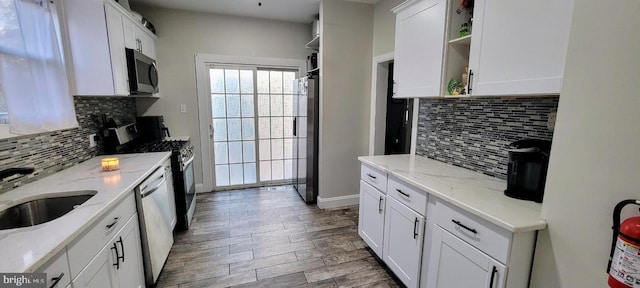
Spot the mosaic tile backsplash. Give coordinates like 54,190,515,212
416,96,559,180
0,96,137,193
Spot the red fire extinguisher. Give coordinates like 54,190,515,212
608,200,640,288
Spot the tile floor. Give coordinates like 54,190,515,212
156,185,404,288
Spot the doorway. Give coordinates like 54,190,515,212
195,54,306,192
208,66,298,189
369,53,417,156
384,62,412,155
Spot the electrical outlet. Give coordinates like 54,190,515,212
89,133,97,148
547,111,557,132
180,104,187,113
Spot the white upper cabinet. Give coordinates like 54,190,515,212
63,0,116,96
467,0,574,96
104,2,129,96
123,17,157,58
393,0,447,98
63,0,157,96
395,0,573,97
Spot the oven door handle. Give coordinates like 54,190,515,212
181,154,195,171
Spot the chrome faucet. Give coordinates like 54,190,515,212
0,168,35,181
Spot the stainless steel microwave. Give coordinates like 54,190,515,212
125,48,159,94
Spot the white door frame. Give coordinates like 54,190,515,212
195,54,306,192
369,52,393,155
368,52,420,155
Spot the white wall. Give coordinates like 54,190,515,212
372,0,404,57
530,1,640,287
129,5,310,186
318,0,373,206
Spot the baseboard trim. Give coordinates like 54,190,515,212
317,194,359,209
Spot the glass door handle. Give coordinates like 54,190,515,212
293,117,297,136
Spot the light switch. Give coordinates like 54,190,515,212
180,104,187,113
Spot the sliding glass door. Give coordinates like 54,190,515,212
208,66,297,189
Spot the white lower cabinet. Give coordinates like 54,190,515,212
73,214,145,288
358,161,538,288
423,199,536,288
115,215,145,288
358,180,386,257
72,241,118,288
427,225,506,288
383,196,425,288
36,250,71,288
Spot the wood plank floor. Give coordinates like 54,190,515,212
156,185,404,288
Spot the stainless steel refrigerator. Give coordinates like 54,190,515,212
292,75,319,203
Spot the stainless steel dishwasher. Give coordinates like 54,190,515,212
135,165,174,285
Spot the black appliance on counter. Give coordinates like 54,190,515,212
504,139,552,203
137,116,170,141
101,116,196,231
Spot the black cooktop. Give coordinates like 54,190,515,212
129,140,189,153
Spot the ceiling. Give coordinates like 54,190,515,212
127,0,378,23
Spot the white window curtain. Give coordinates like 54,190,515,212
0,0,78,135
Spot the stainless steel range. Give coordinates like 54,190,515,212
103,118,197,231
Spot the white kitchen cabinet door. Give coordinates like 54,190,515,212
427,225,506,288
36,250,71,288
138,31,156,59
393,0,447,98
382,196,425,288
72,242,119,288
104,2,129,96
63,0,115,96
358,181,386,258
115,216,145,288
467,0,573,96
123,18,156,59
122,17,138,50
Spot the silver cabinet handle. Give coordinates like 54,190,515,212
366,173,377,179
413,217,419,239
378,196,383,213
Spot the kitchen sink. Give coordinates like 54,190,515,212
0,191,97,230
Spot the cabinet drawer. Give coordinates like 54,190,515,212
67,193,136,278
361,164,387,193
433,200,511,263
36,250,71,288
387,177,427,216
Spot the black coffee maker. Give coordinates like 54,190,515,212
504,139,552,203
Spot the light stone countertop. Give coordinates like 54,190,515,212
358,154,547,233
0,152,171,273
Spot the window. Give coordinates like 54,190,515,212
0,87,7,124
0,0,77,135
